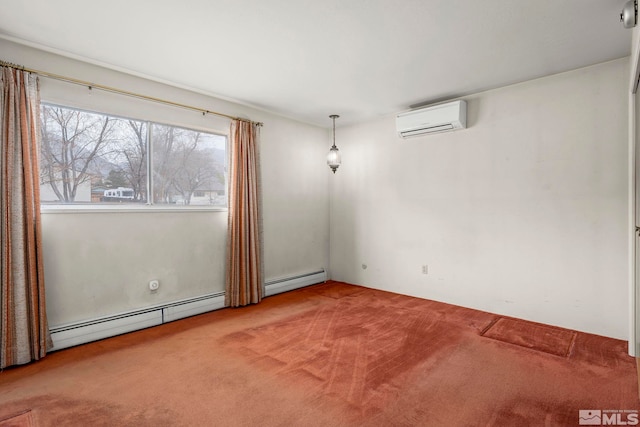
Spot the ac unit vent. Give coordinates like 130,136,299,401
396,100,467,138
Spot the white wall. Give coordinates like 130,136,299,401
0,37,330,326
330,58,629,339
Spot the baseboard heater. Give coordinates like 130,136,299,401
49,292,226,351
264,269,326,297
50,269,326,351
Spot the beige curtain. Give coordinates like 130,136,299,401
225,120,263,307
1,67,51,368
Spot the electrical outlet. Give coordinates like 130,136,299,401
149,280,160,291
422,265,428,275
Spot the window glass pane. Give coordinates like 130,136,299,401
40,104,148,204
151,123,226,206
39,104,227,208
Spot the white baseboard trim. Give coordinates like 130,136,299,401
50,269,326,351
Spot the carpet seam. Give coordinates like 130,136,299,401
0,409,32,423
479,316,501,336
565,331,579,358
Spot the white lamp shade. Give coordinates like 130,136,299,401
327,146,341,172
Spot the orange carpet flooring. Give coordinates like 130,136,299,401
0,281,638,426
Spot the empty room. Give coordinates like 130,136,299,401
2,1,640,426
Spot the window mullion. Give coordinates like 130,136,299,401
147,121,153,205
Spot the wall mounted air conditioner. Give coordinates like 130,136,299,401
396,100,467,138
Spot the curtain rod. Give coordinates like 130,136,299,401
0,59,263,126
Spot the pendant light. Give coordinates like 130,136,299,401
327,114,341,173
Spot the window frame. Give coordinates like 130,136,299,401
39,102,229,213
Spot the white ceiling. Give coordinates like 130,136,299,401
0,0,632,127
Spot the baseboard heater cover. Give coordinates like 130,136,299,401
163,292,227,322
50,292,225,351
50,269,326,351
50,310,163,351
264,269,327,297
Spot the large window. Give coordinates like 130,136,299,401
39,104,227,207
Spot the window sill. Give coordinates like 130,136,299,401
40,204,228,214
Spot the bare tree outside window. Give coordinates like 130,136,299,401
40,106,114,202
121,120,148,202
39,104,226,207
40,105,149,204
152,123,226,206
